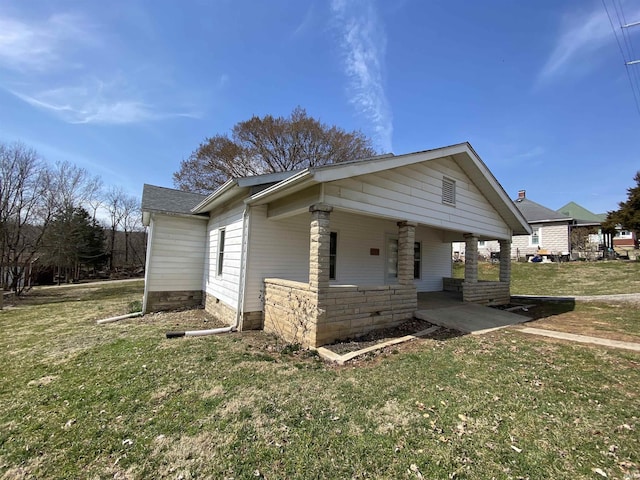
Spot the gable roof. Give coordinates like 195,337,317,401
557,201,606,223
513,197,572,223
192,142,531,236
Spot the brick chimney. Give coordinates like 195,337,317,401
517,190,526,199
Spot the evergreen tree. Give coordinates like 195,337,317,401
603,171,640,236
41,207,106,283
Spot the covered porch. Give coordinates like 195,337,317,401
262,203,514,347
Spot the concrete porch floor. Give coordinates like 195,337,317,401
415,292,529,334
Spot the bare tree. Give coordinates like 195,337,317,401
48,161,102,212
120,194,142,267
104,187,126,271
0,142,52,293
173,107,377,194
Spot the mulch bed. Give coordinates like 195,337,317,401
323,318,439,355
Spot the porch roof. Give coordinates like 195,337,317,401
188,142,531,237
244,142,530,236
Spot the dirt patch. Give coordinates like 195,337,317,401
515,301,640,344
323,318,437,355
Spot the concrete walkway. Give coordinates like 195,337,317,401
415,292,529,334
517,327,640,352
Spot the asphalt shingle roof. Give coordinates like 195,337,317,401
513,197,570,223
141,184,208,215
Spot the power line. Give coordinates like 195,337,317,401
603,0,640,116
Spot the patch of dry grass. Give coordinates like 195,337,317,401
1,280,640,479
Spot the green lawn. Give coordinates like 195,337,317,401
453,260,640,296
1,278,639,479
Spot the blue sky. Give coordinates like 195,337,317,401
1,0,639,214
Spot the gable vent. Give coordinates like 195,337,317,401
442,177,456,205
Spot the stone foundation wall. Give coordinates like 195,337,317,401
203,293,263,330
316,284,417,347
462,281,510,305
204,293,237,326
242,310,264,330
263,278,318,346
443,277,464,293
145,290,202,313
263,279,419,348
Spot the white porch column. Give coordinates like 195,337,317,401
397,221,417,285
309,203,333,292
463,234,478,283
499,239,511,283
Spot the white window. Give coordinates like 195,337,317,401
217,228,225,276
530,227,540,246
478,240,485,247
442,177,456,206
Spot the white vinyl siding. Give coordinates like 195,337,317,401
145,215,207,292
205,203,245,309
323,157,511,239
244,205,311,312
243,209,452,312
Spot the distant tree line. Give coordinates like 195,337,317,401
0,141,145,294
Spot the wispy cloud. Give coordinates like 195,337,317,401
331,0,393,152
0,14,95,73
9,79,200,125
292,5,315,38
0,12,198,125
538,3,640,83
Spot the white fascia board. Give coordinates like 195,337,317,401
146,211,209,222
245,169,315,205
191,180,247,214
455,146,532,236
312,143,469,183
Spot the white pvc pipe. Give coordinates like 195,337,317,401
166,326,236,338
97,311,143,325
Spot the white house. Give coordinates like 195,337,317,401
142,143,530,347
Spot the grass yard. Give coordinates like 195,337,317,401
454,260,640,296
0,270,639,479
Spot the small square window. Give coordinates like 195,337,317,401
442,177,456,205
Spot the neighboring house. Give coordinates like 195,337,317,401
612,229,638,248
557,201,612,256
454,194,611,261
142,142,530,347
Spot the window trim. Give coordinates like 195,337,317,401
217,228,225,276
530,226,540,246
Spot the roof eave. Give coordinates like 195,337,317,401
245,169,315,205
143,209,209,225
191,179,245,213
